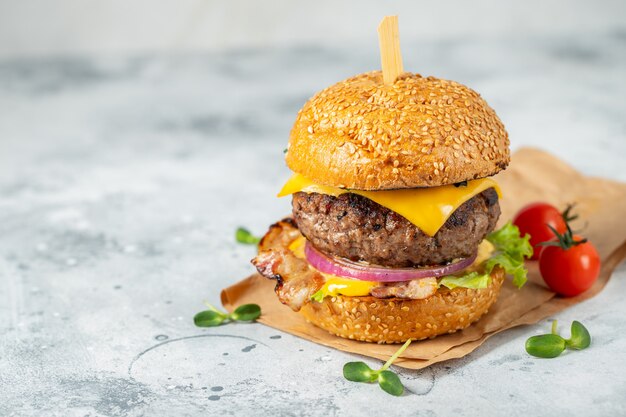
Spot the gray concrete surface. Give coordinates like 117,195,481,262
1,33,625,416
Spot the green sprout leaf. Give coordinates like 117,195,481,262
378,370,404,396
193,310,226,327
342,339,411,396
194,302,261,327
231,304,261,322
525,334,566,358
343,362,376,383
235,227,261,245
565,321,591,350
525,320,591,359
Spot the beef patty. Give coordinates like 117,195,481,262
292,188,500,267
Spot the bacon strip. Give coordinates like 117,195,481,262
252,219,324,311
370,277,437,299
252,218,442,310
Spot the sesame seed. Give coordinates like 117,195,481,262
289,71,509,188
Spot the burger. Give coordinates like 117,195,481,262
252,71,531,343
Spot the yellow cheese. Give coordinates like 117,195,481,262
278,174,501,236
288,236,306,258
317,277,377,298
475,240,496,266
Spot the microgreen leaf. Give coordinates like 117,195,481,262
230,304,261,322
343,362,376,382
525,334,566,358
342,339,411,396
235,227,261,245
565,321,591,350
194,310,226,327
194,302,261,327
526,320,592,359
378,370,404,396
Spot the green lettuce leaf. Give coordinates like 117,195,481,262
484,221,533,288
439,272,491,290
310,289,325,303
438,222,532,290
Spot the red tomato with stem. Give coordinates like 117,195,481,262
539,234,601,297
513,203,567,259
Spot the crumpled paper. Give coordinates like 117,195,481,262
221,148,626,369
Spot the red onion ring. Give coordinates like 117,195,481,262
304,242,476,282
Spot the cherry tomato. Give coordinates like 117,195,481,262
513,203,567,259
539,235,601,297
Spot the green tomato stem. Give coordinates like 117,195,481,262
380,339,412,372
551,320,558,335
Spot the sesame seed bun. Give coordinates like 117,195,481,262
286,71,510,190
298,266,505,343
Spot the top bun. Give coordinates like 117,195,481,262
285,71,510,190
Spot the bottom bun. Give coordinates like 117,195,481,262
299,267,505,343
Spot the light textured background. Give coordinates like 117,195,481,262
1,1,625,416
1,0,626,57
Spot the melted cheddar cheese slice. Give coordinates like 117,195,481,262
317,277,377,298
278,173,501,236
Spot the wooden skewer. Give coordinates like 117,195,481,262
377,16,404,85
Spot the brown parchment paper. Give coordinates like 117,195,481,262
221,148,626,369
